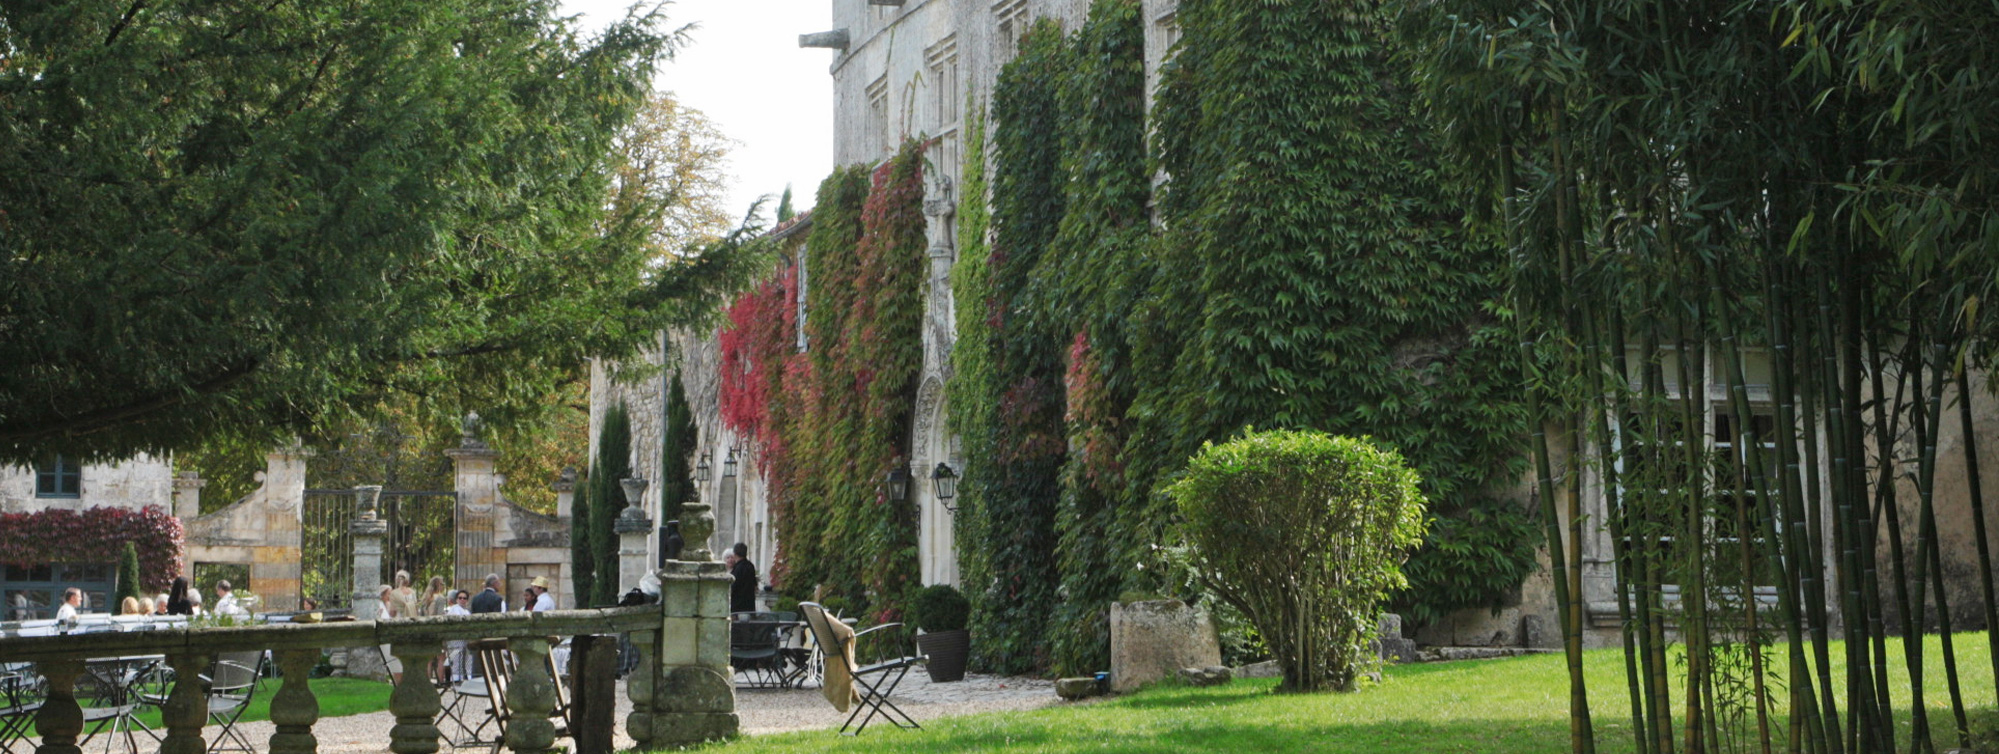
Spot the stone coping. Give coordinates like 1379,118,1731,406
0,605,659,661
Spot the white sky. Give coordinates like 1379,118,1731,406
564,0,836,223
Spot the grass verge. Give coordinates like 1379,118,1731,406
696,632,1995,754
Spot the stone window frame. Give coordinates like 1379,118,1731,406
1604,346,1784,604
925,35,960,131
992,0,1032,64
866,73,891,154
35,454,81,498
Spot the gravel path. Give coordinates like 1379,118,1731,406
104,671,1062,753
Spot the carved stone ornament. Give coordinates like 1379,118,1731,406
923,175,955,258
460,411,488,448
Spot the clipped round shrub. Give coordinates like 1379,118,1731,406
905,584,971,633
1166,429,1427,693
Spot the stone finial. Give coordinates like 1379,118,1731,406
552,466,578,493
354,485,383,521
460,411,487,448
616,478,653,533
678,501,715,562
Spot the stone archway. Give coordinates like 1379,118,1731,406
912,376,958,586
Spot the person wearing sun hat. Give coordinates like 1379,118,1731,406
529,576,555,612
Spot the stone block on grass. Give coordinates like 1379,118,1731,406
1055,678,1102,700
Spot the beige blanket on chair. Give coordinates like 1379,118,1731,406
819,617,860,713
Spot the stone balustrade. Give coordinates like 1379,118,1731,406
0,606,677,754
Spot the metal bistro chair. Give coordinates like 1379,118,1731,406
203,651,266,754
0,666,44,754
728,618,790,689
797,602,923,735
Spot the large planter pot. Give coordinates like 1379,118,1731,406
915,629,970,682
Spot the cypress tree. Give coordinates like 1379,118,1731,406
588,403,633,608
661,370,695,525
115,542,142,608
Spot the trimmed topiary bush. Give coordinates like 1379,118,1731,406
1166,429,1428,693
905,584,971,633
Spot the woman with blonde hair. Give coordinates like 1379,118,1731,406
138,597,155,616
421,575,449,617
119,596,142,615
389,570,420,620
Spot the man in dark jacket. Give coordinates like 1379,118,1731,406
725,543,758,614
470,573,505,614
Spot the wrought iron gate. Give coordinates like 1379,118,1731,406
301,489,457,609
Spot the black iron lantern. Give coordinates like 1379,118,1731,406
695,452,712,483
932,462,958,512
885,466,911,501
723,448,739,479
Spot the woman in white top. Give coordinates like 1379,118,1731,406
442,589,472,681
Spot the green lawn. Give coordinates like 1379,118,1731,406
701,632,1997,754
32,677,390,738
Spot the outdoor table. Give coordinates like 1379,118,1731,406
77,654,165,754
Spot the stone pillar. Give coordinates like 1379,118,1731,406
159,652,212,754
648,560,738,746
553,467,578,522
32,659,84,754
269,649,320,754
172,472,206,521
257,446,310,612
505,637,558,754
616,479,655,594
389,642,443,754
349,485,389,681
625,628,658,750
447,413,502,599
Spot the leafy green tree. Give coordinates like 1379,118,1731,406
0,0,757,463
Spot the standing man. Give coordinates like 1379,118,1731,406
54,587,82,622
470,573,506,614
725,543,757,614
212,580,242,616
529,577,555,611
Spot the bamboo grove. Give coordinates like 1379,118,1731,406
1405,1,1999,752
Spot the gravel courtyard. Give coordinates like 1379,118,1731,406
181,671,1062,752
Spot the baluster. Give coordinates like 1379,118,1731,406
388,642,442,754
504,637,556,754
31,659,83,754
159,652,212,754
269,649,321,754
625,629,656,748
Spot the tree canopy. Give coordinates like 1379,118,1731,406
0,0,761,463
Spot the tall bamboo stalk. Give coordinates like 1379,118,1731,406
1954,365,1999,711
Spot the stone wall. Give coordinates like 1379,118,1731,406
183,448,308,612
0,453,172,514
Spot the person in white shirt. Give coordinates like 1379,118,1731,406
54,587,81,622
212,580,243,616
529,577,555,612
443,590,472,680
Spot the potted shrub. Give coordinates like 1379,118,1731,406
906,584,971,682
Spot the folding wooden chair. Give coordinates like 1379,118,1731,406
468,639,571,750
798,602,923,735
